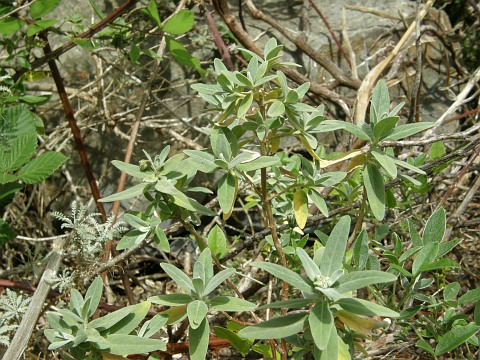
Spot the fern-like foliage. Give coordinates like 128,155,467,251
0,288,31,348
51,201,127,266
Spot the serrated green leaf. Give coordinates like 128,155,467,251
238,312,308,339
0,17,25,35
0,133,36,172
320,215,351,278
17,151,67,184
308,301,333,350
364,163,385,221
30,0,61,19
164,9,194,35
145,0,161,28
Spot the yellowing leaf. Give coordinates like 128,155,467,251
337,310,380,335
319,149,366,168
294,189,308,229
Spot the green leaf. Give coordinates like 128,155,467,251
17,151,67,184
393,158,425,174
371,150,397,178
0,133,36,172
318,326,340,360
435,323,480,355
154,227,170,252
237,93,253,118
250,261,312,294
268,100,285,117
0,17,25,35
145,0,161,28
218,172,237,218
371,80,390,121
203,268,235,297
197,248,214,284
459,288,480,305
422,208,446,244
30,0,61,19
116,229,147,250
238,312,308,339
0,219,16,246
207,225,228,258
164,9,194,34
236,155,280,172
99,183,150,202
308,301,333,350
105,334,166,355
88,301,151,334
214,327,251,356
208,296,256,312
160,263,194,294
85,277,103,318
316,120,371,141
296,248,321,282
111,160,147,180
166,36,202,73
184,150,219,173
0,105,37,147
320,215,351,278
353,230,369,270
308,188,328,217
382,122,434,141
148,294,193,306
335,298,399,317
294,189,309,229
412,242,439,277
139,314,169,338
373,116,399,140
336,270,397,293
187,300,208,329
364,163,385,221
189,318,210,360
257,298,312,310
443,282,460,302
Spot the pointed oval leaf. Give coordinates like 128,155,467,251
148,294,193,306
320,215,351,278
238,312,308,339
163,10,194,35
203,268,235,297
308,301,333,350
250,261,312,294
336,270,397,293
160,263,194,294
336,298,399,317
422,208,446,244
208,296,256,312
189,318,210,360
364,164,385,221
105,334,166,355
218,172,237,219
187,300,208,329
435,323,480,355
382,122,434,141
371,150,397,179
296,248,321,282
